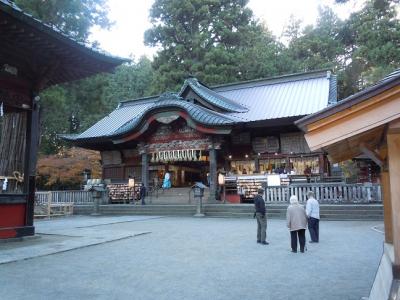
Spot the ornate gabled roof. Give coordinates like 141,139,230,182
0,0,128,88
63,93,237,143
179,78,249,113
113,93,237,136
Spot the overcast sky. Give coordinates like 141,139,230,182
89,0,365,60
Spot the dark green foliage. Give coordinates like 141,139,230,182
12,0,111,42
283,7,345,73
283,1,400,98
145,0,286,92
104,57,155,102
39,59,154,154
340,0,400,93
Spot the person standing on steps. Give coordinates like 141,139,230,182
306,191,320,243
286,195,308,253
254,188,269,245
162,171,171,189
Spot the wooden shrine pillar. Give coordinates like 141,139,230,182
255,157,260,173
381,170,393,244
387,120,400,280
209,147,217,202
141,152,149,189
24,92,40,229
318,154,325,175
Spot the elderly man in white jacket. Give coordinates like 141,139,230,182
306,191,320,243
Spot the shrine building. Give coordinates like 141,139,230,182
65,69,337,201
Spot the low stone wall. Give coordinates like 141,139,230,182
369,243,395,300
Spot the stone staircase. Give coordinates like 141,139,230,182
204,204,384,220
147,187,210,204
74,202,383,220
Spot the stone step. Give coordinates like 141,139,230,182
74,204,383,220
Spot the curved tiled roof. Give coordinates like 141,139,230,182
65,93,236,142
179,78,249,113
113,94,237,136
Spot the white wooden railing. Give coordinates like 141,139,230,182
35,190,99,205
35,182,382,206
265,183,382,203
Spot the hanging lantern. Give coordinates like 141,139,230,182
159,151,164,162
193,150,198,161
177,150,181,161
165,151,170,162
182,149,186,161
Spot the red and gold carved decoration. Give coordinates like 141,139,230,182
146,124,212,152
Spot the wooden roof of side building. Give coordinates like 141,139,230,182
295,69,400,163
0,0,129,89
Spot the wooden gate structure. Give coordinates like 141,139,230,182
0,1,126,239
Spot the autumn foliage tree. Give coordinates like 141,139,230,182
36,147,101,190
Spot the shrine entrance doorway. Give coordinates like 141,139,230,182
149,159,209,188
143,120,217,189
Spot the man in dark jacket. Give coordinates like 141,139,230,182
254,188,268,245
140,183,146,205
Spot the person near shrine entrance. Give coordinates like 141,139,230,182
162,171,171,189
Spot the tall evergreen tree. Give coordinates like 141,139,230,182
12,0,111,42
145,0,284,92
284,7,345,73
339,0,400,95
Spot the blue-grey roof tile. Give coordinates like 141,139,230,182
65,70,336,143
179,78,249,113
213,70,334,122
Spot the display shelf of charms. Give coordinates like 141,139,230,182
224,175,268,202
107,183,140,203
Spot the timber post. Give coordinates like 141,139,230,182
387,120,400,282
141,151,149,190
209,147,217,202
381,169,393,244
24,92,40,229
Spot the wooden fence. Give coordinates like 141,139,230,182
35,190,100,205
265,183,382,203
35,182,382,206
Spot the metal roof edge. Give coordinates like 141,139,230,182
58,133,79,141
184,78,249,113
114,99,238,138
212,69,333,92
119,95,160,107
295,71,400,132
0,0,129,65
